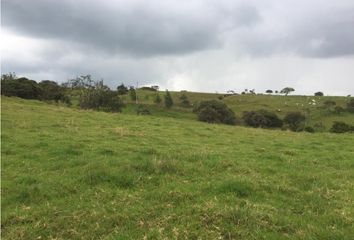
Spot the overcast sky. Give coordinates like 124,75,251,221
2,0,354,95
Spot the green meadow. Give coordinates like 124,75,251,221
1,96,354,239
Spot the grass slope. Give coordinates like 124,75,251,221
1,97,354,239
121,90,354,130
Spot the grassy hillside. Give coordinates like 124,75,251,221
1,97,354,239
120,90,354,130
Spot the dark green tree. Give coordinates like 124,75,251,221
154,93,162,104
129,86,137,102
242,110,283,128
117,84,128,95
164,90,173,108
347,98,354,113
193,100,236,125
179,93,191,107
280,87,295,96
283,112,306,131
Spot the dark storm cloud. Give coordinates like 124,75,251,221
2,0,354,95
3,0,354,58
2,0,261,57
232,1,354,58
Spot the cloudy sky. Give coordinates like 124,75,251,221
2,0,354,95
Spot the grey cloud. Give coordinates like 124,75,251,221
2,0,261,57
231,3,354,58
2,0,354,95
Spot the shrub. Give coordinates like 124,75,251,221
179,93,191,107
129,86,137,101
304,126,315,133
1,77,42,99
194,100,236,125
314,92,324,96
323,100,336,108
283,112,306,131
330,121,354,133
117,84,128,95
154,93,162,104
334,106,345,114
140,86,157,91
39,80,66,102
242,110,283,128
79,79,124,112
347,98,354,113
136,105,151,115
164,90,173,108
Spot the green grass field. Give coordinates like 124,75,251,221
120,90,354,130
1,96,354,239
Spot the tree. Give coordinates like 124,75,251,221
154,93,162,104
283,112,306,131
129,86,137,102
280,87,295,96
193,100,236,125
76,77,124,112
117,84,128,95
314,92,324,96
266,90,273,94
347,98,354,113
39,80,65,102
179,93,191,107
242,110,283,128
151,85,159,91
1,72,17,81
164,90,173,108
1,76,42,99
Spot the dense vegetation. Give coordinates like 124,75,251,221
2,97,354,239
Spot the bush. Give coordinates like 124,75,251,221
304,126,315,133
283,112,306,131
179,94,191,107
194,100,236,125
314,92,324,96
140,86,157,91
334,106,345,114
129,87,137,101
154,93,162,104
136,105,151,115
242,110,283,128
1,76,42,99
323,100,336,108
330,121,354,133
347,98,354,113
79,79,124,112
117,84,128,95
39,80,66,102
164,90,173,108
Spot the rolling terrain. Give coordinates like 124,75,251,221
1,96,354,239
